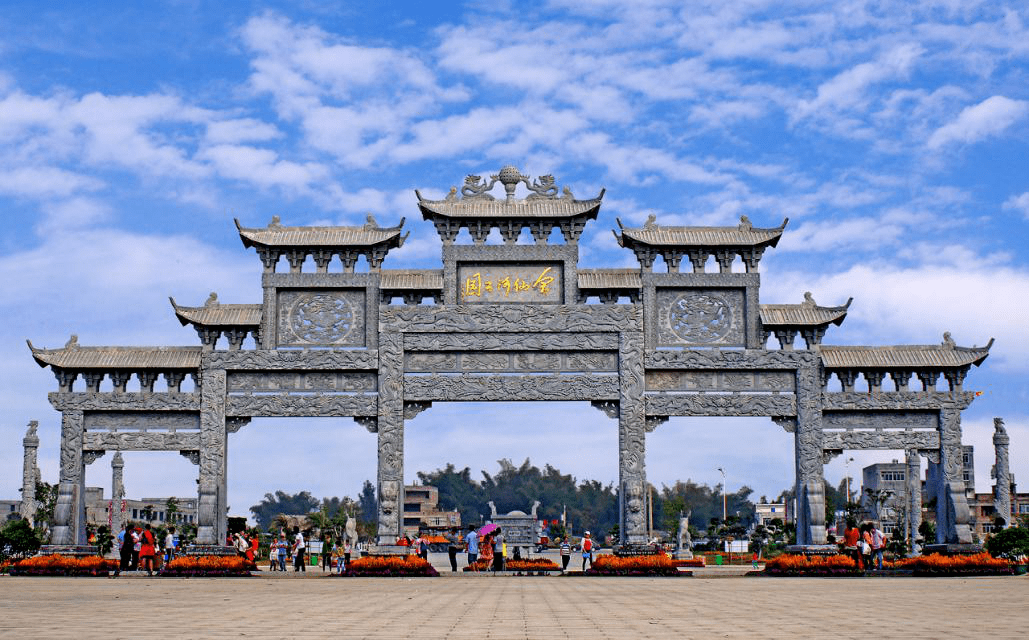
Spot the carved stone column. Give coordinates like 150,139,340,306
618,330,648,546
905,448,922,554
110,452,125,537
376,330,405,544
993,417,1011,528
197,367,227,546
19,421,40,525
52,410,85,545
936,408,972,544
794,363,826,545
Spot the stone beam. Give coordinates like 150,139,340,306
83,412,201,431
82,431,201,450
645,350,817,370
403,332,620,351
822,430,939,451
49,393,200,412
403,374,619,402
645,393,796,417
820,392,976,412
204,349,378,371
225,394,378,417
382,304,643,333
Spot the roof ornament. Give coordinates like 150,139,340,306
525,174,558,200
65,334,79,349
739,215,753,231
364,214,379,230
26,420,38,438
942,332,956,349
461,175,496,200
995,417,1006,435
269,215,282,228
455,166,571,203
205,292,219,307
803,292,816,307
643,214,658,229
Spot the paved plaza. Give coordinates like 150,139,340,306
2,569,1027,639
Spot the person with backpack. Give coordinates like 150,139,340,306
581,531,594,570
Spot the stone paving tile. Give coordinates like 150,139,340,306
1,574,1027,639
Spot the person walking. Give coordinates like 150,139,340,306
447,530,460,572
293,527,306,572
118,524,134,575
139,523,157,576
842,519,861,568
871,523,886,570
581,531,594,571
164,526,177,564
322,536,332,572
860,523,873,570
464,525,479,570
343,538,352,567
418,535,429,561
131,526,141,571
269,535,280,571
276,531,288,571
492,528,505,573
559,537,571,573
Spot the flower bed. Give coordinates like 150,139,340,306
160,555,251,577
342,555,438,577
9,555,116,577
763,554,862,576
462,557,560,572
888,553,1013,576
671,558,706,568
585,554,680,576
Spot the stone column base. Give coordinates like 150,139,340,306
184,544,237,557
38,544,98,557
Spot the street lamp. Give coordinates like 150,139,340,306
717,467,727,521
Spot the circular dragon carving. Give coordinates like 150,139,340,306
289,293,355,343
668,293,733,343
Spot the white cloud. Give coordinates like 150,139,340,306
1002,192,1029,219
928,95,1029,149
0,166,102,198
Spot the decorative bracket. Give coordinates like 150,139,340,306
403,401,432,420
226,417,251,433
179,450,200,465
82,450,106,465
772,416,796,433
591,400,619,419
645,416,669,433
822,449,843,464
355,417,377,433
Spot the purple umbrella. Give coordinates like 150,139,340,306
478,523,499,537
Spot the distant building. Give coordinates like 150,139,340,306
969,474,1029,540
754,503,787,526
403,485,460,537
1,500,20,521
83,487,197,529
861,460,910,535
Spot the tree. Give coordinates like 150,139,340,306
250,491,320,531
985,525,1029,560
165,497,180,524
33,480,58,543
0,518,41,559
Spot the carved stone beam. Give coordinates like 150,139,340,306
591,400,619,419
822,430,939,451
403,401,432,420
773,416,796,433
355,416,377,433
645,416,669,433
82,450,106,465
226,417,251,433
179,450,200,465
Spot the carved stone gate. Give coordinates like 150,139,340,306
28,167,992,551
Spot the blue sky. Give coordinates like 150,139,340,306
1,1,1027,522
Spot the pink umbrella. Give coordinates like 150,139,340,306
478,523,499,537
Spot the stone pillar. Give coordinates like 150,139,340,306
52,411,85,545
618,330,648,546
993,417,1011,528
110,452,125,538
376,330,405,544
794,363,826,545
19,421,40,524
936,408,972,544
197,367,227,546
905,448,922,554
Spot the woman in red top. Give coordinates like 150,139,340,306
139,523,157,576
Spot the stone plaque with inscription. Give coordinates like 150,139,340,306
457,263,562,303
